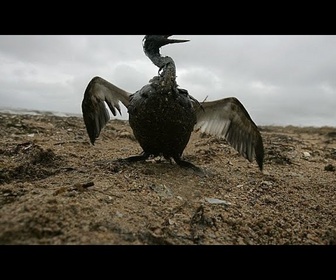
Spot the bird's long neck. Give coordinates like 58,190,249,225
144,47,177,88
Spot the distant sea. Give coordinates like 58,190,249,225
0,107,81,118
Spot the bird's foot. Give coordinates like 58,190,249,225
173,157,206,177
120,152,151,163
93,153,151,174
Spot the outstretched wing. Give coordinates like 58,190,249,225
194,97,264,170
81,76,131,145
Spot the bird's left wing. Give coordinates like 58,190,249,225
194,97,264,170
81,76,131,145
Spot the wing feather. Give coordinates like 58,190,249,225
81,76,131,145
194,97,264,170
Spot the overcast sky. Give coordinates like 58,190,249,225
0,35,335,127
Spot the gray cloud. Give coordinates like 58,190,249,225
0,35,335,127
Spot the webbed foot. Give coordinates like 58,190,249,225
121,152,151,163
173,157,206,177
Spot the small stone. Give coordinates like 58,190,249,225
116,211,123,217
303,152,311,158
205,197,232,206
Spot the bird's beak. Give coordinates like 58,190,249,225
142,35,190,51
163,35,189,45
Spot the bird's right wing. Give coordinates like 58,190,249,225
194,97,264,170
81,76,131,145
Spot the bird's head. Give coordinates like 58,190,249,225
143,35,189,54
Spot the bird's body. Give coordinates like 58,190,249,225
82,35,264,173
128,75,197,167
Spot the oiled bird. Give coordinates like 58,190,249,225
81,35,264,173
